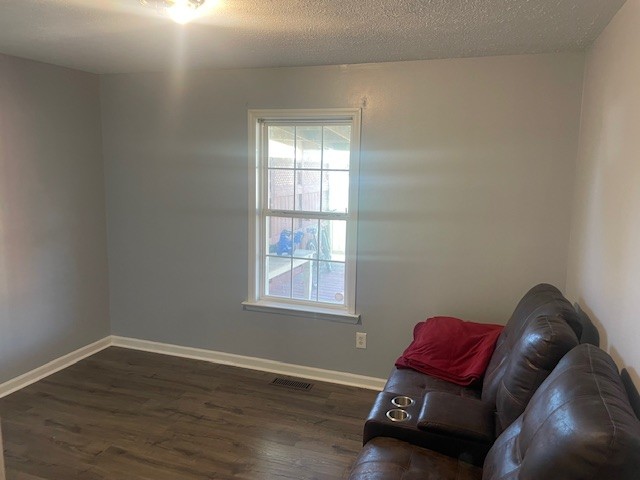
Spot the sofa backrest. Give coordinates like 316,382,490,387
491,314,578,433
481,284,580,431
483,344,640,480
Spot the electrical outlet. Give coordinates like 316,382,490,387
356,332,367,349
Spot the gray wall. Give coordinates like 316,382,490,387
101,53,584,378
567,0,640,385
0,54,110,383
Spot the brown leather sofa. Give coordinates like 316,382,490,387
384,284,586,399
363,284,584,464
349,344,640,479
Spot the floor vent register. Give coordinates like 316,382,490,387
270,377,314,391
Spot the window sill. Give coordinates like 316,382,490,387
242,300,361,324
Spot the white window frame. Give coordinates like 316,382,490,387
243,108,361,323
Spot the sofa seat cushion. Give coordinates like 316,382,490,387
385,367,481,399
348,437,482,480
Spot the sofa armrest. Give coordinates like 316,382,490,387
363,391,492,466
417,392,495,444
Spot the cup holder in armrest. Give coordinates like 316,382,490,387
391,395,415,407
386,409,411,422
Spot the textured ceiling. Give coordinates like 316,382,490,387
0,0,627,74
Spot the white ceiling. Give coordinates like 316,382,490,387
0,0,627,74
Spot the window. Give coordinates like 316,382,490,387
244,109,361,322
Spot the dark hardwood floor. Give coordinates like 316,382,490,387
0,347,378,480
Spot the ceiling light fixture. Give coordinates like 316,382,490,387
141,0,207,24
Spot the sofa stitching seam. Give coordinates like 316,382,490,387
587,345,617,448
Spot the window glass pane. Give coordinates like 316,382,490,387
320,220,346,262
266,217,293,257
268,169,294,210
268,126,295,168
317,262,346,305
323,125,351,170
292,219,320,260
322,170,349,213
293,259,318,302
295,170,321,212
266,255,292,299
296,126,322,169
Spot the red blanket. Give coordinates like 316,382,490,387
395,316,504,386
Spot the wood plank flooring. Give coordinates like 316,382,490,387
0,347,378,480
0,422,5,480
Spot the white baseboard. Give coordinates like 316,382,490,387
111,336,386,391
0,336,386,398
0,337,112,398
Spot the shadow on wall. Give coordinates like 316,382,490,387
611,345,640,390
577,298,640,386
575,299,608,348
